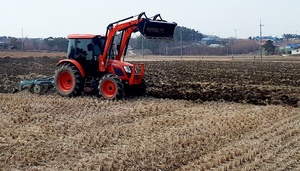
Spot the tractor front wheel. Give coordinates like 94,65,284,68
98,74,124,100
125,78,147,97
135,78,147,96
54,64,83,97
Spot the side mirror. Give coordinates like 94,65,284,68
87,43,93,51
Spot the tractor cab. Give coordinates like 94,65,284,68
67,34,105,62
66,34,131,78
66,34,109,77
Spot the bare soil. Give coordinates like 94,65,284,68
0,52,300,170
1,53,300,107
145,59,300,107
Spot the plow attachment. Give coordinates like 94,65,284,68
13,76,54,94
137,18,177,39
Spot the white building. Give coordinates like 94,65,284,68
291,44,300,55
291,48,300,55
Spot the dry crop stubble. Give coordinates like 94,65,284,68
177,106,300,171
1,53,300,170
1,93,300,170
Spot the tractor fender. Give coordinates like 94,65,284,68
56,59,86,78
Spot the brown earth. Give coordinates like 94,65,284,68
0,52,300,170
1,54,300,106
145,59,300,107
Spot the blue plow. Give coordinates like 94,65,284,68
15,76,54,94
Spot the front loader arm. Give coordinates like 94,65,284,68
115,27,136,61
99,17,142,72
98,12,177,72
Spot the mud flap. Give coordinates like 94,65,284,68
137,18,177,39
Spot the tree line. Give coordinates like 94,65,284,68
130,26,261,56
1,26,297,55
283,34,300,39
0,36,68,52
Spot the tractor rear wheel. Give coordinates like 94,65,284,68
98,74,124,100
54,64,83,97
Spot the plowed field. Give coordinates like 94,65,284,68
1,54,300,106
145,60,300,107
0,52,300,170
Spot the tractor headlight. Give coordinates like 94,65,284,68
124,66,132,73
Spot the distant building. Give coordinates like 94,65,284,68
291,46,300,55
201,37,223,46
292,48,300,55
0,41,5,49
208,44,224,48
279,46,292,54
291,44,300,55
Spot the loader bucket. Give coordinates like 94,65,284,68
137,18,177,39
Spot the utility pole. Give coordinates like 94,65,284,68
231,39,234,59
165,42,168,56
283,35,287,55
180,27,183,59
21,28,24,51
259,20,263,60
142,36,144,58
232,29,236,60
235,29,237,39
253,37,256,60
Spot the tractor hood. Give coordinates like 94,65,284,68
107,59,133,67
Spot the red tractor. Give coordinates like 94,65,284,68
54,12,177,99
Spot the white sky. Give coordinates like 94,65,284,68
0,0,299,38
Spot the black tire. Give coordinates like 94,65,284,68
54,64,83,97
12,87,19,94
30,84,45,95
125,78,147,97
135,78,147,96
98,74,124,100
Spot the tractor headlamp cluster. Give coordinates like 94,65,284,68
123,66,132,73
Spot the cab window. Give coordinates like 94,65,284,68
67,39,92,60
